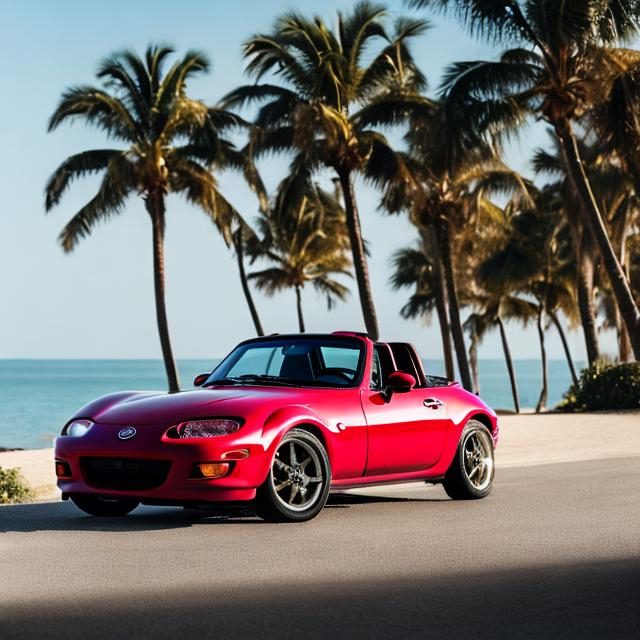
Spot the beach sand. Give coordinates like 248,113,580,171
1,410,639,503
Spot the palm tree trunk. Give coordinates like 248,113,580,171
535,306,548,413
434,276,455,380
619,324,633,363
576,232,600,365
469,332,480,394
145,191,180,393
434,216,473,391
233,230,264,336
549,311,578,385
295,286,305,333
422,228,455,379
615,305,633,363
337,169,379,341
615,212,633,363
497,316,520,413
555,119,640,359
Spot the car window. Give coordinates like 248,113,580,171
224,348,275,377
320,346,360,371
265,348,285,376
370,350,382,390
207,337,366,388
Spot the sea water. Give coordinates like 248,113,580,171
0,358,580,449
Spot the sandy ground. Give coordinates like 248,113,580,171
1,410,639,503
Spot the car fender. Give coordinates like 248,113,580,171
258,405,337,478
425,388,498,477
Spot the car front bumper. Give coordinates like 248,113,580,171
54,423,273,503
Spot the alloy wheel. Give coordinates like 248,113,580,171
462,429,494,491
270,438,325,512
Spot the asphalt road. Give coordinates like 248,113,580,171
1,457,639,639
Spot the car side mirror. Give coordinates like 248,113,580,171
383,371,416,401
193,373,210,387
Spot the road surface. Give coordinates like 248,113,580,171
1,456,639,639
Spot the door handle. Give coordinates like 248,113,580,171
424,398,444,410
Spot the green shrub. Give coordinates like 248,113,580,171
0,466,34,504
558,360,640,412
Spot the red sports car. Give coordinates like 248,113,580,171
55,332,498,522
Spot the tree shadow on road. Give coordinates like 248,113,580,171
2,558,638,639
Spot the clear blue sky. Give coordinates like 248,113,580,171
0,0,618,361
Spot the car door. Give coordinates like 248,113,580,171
361,344,451,476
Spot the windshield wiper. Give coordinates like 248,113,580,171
202,378,241,387
233,374,304,387
203,375,302,388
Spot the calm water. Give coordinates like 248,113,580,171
0,358,580,449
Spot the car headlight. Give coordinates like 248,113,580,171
176,419,242,438
62,419,93,437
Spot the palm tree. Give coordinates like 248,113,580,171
533,132,640,364
456,196,536,410
364,94,531,391
390,237,455,380
412,0,640,358
532,134,602,366
223,2,428,340
45,46,256,391
480,192,579,410
233,226,265,336
247,180,351,332
463,312,488,394
591,58,640,359
469,294,537,413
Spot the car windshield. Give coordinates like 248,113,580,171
204,337,365,388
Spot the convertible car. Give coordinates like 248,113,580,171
55,332,498,522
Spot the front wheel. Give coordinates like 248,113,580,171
442,420,495,500
71,494,140,517
254,429,331,522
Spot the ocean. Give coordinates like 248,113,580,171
0,358,580,449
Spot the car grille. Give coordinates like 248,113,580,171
80,457,171,491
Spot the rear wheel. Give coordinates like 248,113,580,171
443,420,494,500
71,494,140,517
255,429,331,522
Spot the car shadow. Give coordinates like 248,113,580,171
0,501,259,533
327,490,446,506
0,489,443,533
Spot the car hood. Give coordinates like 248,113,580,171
90,387,303,425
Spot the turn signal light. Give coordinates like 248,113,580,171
55,460,72,478
221,449,249,460
194,462,230,479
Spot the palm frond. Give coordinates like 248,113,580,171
312,276,350,309
531,146,564,176
45,149,122,211
440,56,538,102
526,0,597,54
353,92,435,129
406,0,527,43
248,267,292,294
48,86,140,142
220,84,299,110
399,292,436,320
339,1,388,76
389,246,433,290
57,154,135,252
169,156,240,245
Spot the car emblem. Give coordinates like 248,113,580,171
118,427,137,440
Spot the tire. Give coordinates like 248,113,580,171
254,428,331,522
71,493,140,517
442,419,495,500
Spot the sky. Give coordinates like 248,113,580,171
0,0,620,362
